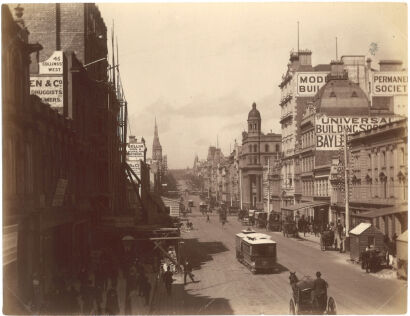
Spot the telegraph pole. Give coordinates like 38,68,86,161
267,158,271,217
344,129,350,237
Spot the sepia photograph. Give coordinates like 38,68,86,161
2,1,408,315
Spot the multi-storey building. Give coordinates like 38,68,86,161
240,103,281,210
330,119,407,239
278,50,331,209
2,5,128,312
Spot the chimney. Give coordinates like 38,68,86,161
298,50,312,66
366,58,372,70
379,60,403,71
330,60,345,78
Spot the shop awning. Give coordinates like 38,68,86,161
282,201,329,211
357,204,407,219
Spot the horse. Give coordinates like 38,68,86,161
289,271,299,297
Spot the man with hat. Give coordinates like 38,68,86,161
312,271,328,313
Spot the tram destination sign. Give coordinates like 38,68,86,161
315,115,399,150
372,72,408,96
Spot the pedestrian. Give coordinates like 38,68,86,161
206,214,210,222
183,258,196,285
105,288,120,315
94,265,106,314
163,266,174,296
81,279,96,314
141,276,151,306
312,271,328,313
125,265,138,314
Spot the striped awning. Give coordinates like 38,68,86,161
281,201,329,212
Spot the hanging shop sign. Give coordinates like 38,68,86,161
296,72,329,96
315,115,399,150
372,72,407,96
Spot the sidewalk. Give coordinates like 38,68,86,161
149,268,185,314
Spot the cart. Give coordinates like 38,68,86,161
289,275,337,314
320,230,335,251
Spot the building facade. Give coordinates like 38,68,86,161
240,103,281,210
330,119,408,239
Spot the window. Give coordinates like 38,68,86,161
249,145,252,153
276,144,280,152
382,151,386,167
254,144,257,152
265,144,269,152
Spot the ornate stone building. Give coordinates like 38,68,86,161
240,103,281,210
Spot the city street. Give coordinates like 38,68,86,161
151,191,407,315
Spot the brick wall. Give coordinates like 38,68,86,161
19,3,57,62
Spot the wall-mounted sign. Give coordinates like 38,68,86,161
39,51,64,75
315,115,400,150
127,142,145,161
372,72,408,96
30,76,64,108
127,160,141,178
296,72,329,96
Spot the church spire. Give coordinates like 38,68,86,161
152,117,162,161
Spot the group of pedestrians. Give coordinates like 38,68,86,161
124,259,152,313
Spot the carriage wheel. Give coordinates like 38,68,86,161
289,298,296,315
327,296,337,315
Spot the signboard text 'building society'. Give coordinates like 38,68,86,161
315,115,400,150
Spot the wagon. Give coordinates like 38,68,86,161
320,230,335,251
283,221,298,238
289,275,337,315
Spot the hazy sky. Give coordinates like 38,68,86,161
98,2,407,169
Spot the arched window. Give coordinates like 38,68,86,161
249,124,252,130
382,151,386,167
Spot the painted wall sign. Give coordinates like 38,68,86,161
315,115,400,150
39,51,64,75
296,72,329,96
30,76,63,108
372,72,408,96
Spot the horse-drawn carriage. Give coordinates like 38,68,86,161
289,272,337,315
267,212,282,231
283,220,298,238
360,247,389,273
255,211,268,229
320,230,335,251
